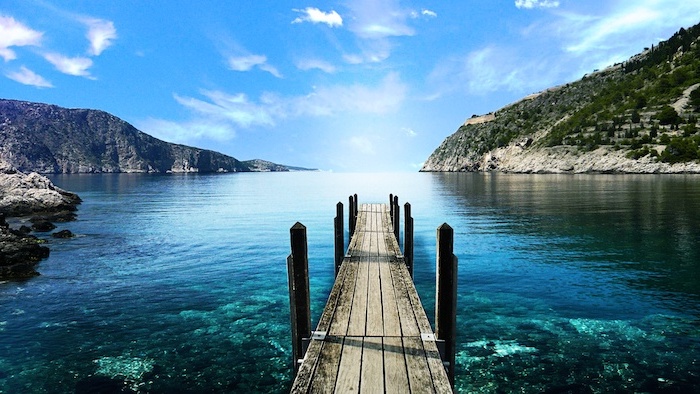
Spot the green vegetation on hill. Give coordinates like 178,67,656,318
543,23,700,163
425,21,700,170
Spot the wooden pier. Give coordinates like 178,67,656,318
287,196,457,393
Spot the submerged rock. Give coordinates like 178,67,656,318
52,229,74,238
0,225,50,278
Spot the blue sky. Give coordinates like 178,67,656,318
2,0,700,171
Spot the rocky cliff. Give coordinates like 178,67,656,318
0,99,249,174
422,23,700,173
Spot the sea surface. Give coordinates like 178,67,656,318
1,172,699,393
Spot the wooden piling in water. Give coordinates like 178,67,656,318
392,195,400,241
435,223,457,387
334,202,344,277
288,222,311,373
404,202,414,277
348,195,358,238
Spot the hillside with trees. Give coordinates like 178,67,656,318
422,23,700,173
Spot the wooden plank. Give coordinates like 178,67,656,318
360,336,384,393
390,261,420,336
403,336,435,393
347,254,369,336
309,336,344,393
383,336,410,394
290,338,323,393
334,337,364,392
380,258,401,336
329,260,359,336
366,256,384,336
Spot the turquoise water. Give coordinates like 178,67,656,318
1,172,699,393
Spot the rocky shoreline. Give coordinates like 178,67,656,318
0,163,81,279
421,142,700,173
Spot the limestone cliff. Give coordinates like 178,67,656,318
0,99,249,173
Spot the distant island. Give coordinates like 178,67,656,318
0,98,314,174
422,22,700,173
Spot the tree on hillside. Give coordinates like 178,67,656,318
657,105,680,125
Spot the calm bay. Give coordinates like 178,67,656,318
1,172,699,392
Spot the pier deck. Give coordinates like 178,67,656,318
290,204,452,393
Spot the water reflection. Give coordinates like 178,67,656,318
431,173,700,312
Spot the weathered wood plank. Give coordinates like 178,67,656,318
347,254,369,336
404,336,436,393
360,336,384,393
380,259,401,336
383,336,410,394
390,261,421,336
334,337,363,392
366,256,384,336
329,260,358,336
308,336,344,393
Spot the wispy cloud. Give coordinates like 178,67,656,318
515,0,560,9
347,0,415,39
175,90,276,128
292,7,343,27
550,0,700,74
402,127,417,137
81,17,117,56
0,14,43,61
291,72,407,116
139,72,407,145
227,54,282,78
5,66,53,88
295,58,337,73
43,52,94,78
342,0,434,64
428,45,556,98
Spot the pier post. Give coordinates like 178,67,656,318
288,222,311,373
334,202,344,277
404,202,414,277
353,194,358,222
389,194,394,225
392,195,400,241
348,195,358,238
435,223,457,387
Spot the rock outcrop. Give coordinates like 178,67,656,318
0,99,249,174
1,164,81,278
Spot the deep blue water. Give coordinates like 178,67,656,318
1,172,699,393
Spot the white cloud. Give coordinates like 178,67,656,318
140,73,407,145
402,127,417,137
292,7,342,27
137,117,236,144
43,52,94,78
81,17,117,56
175,90,276,128
227,54,282,78
515,0,560,9
428,46,556,98
295,58,337,73
291,72,407,116
5,66,53,88
0,15,43,61
342,0,420,64
422,9,438,18
348,0,415,39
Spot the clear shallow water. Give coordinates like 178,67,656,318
1,172,699,393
